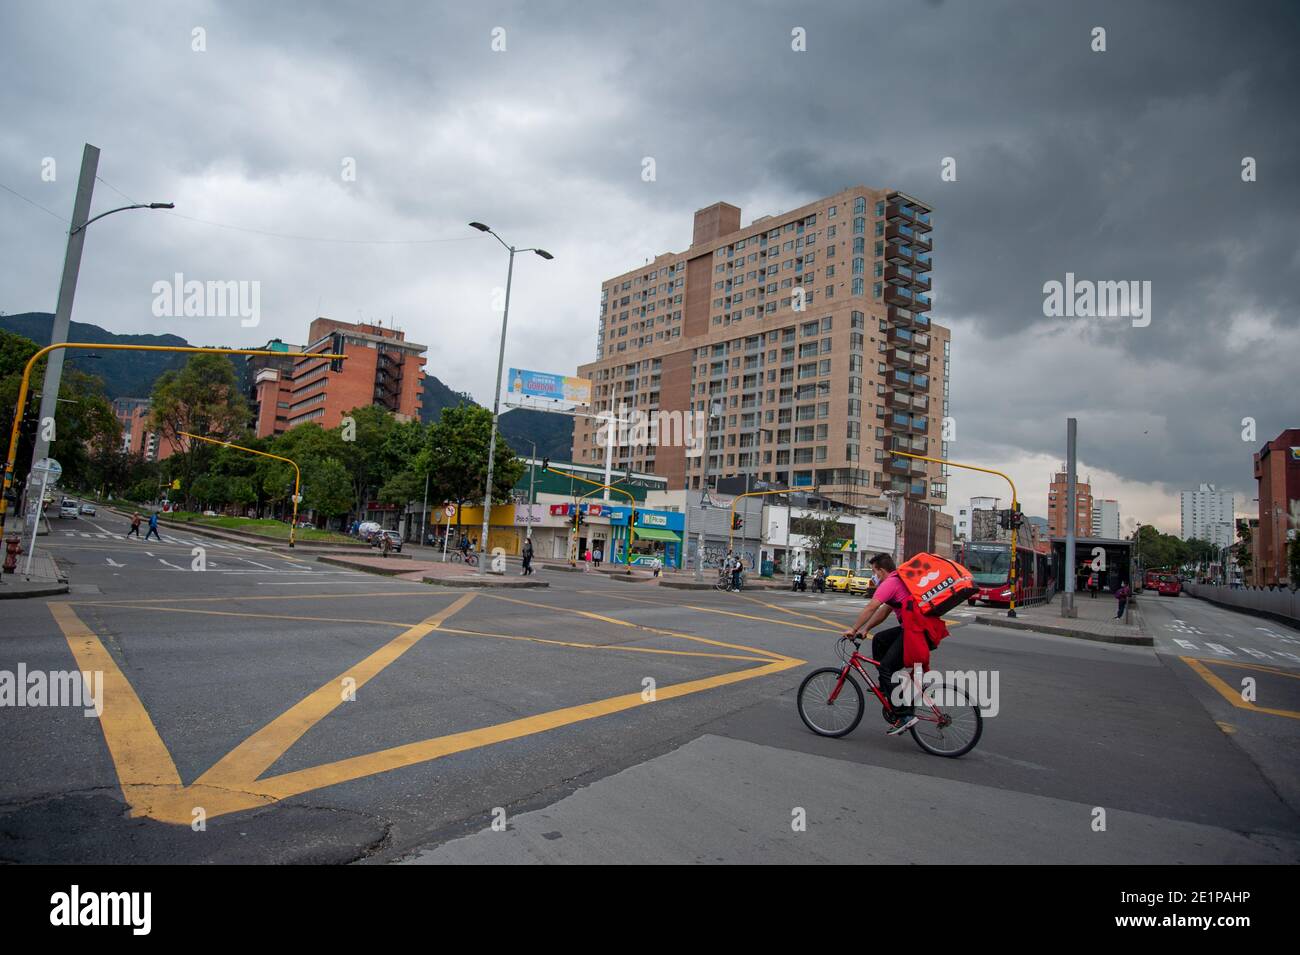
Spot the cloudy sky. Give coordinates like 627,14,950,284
2,0,1296,534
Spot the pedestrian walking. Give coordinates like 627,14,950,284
381,533,392,559
126,512,142,538
583,547,593,572
144,511,161,541
1114,581,1131,620
521,538,534,576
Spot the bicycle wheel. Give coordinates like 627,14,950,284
714,575,728,591
909,681,983,758
466,553,478,567
797,668,865,738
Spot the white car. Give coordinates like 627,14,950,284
59,500,79,519
80,502,96,516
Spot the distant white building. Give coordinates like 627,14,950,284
954,496,999,541
1092,499,1120,539
1180,483,1234,548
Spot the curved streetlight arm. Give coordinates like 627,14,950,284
72,202,174,235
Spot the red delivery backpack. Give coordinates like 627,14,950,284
895,553,977,617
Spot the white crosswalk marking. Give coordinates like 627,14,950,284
1205,643,1235,655
1240,647,1269,659
1172,639,1198,651
1276,651,1300,663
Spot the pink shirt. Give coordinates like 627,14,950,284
872,571,908,622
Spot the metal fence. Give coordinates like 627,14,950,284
1183,582,1300,628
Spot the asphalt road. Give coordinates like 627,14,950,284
2,508,1297,864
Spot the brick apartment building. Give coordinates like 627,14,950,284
571,187,951,509
249,318,427,438
112,396,177,462
1047,470,1093,537
1253,428,1300,585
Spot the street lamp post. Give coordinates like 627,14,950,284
25,143,172,523
468,222,552,575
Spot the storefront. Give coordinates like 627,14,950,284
606,506,686,569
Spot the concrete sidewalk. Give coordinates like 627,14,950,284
0,550,69,598
963,592,1151,645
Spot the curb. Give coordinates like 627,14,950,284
421,575,549,589
971,613,1153,646
108,506,371,553
316,556,413,577
0,581,69,599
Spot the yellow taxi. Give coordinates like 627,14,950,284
825,566,852,592
845,571,875,597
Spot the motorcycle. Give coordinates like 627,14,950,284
791,570,807,592
813,570,826,594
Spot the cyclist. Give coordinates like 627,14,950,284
458,533,471,561
843,553,917,735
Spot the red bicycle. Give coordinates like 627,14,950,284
796,635,983,757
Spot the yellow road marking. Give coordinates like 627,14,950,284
52,593,804,824
236,655,803,807
436,626,776,663
48,604,183,801
484,593,789,661
738,594,849,629
1182,657,1300,720
195,593,478,791
76,603,417,629
74,590,452,607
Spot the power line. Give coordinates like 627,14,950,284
0,180,69,225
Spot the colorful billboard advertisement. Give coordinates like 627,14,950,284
508,368,591,405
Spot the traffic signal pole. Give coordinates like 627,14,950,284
894,451,1021,618
180,432,303,547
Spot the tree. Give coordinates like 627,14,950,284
803,513,844,571
303,457,353,527
1235,519,1254,579
148,353,249,504
419,403,523,533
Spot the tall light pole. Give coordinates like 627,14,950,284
23,144,172,518
693,401,722,579
468,222,552,574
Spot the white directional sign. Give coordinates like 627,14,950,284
32,457,62,478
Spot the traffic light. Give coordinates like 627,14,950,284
329,348,344,372
731,513,743,530
542,457,550,471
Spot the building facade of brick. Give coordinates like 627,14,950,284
1253,428,1300,585
571,187,951,510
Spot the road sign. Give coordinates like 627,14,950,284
292,494,303,504
32,457,62,478
444,504,456,518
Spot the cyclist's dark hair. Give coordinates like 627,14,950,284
869,553,896,572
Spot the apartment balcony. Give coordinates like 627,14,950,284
884,347,913,370
885,457,912,477
884,201,914,224
884,389,912,411
912,251,932,273
885,239,913,265
886,412,928,435
911,271,931,293
888,305,920,330
910,291,933,313
884,285,914,310
886,325,916,348
884,263,917,287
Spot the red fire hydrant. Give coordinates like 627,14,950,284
3,535,22,575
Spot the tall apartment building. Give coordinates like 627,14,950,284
571,188,951,509
1252,429,1299,585
1047,470,1093,537
112,397,159,460
249,318,426,438
1091,498,1120,539
1180,483,1234,548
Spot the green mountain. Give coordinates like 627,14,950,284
2,311,575,459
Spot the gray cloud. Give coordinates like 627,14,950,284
1,0,1295,530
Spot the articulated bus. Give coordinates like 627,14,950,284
957,540,1056,607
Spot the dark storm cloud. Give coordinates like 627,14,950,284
1,0,1295,523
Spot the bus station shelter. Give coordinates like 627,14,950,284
1049,536,1134,592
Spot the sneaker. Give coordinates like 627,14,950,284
885,715,919,736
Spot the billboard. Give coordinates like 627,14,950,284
508,368,591,405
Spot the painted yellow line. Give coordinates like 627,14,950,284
75,590,455,607
194,593,478,792
738,594,849,629
1191,658,1300,680
684,604,838,633
242,655,805,807
484,593,791,662
76,603,417,629
1182,656,1300,720
47,604,183,801
435,625,777,663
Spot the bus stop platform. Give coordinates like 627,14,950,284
960,592,1151,646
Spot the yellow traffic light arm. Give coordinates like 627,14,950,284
179,431,303,548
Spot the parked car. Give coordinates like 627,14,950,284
79,502,96,516
371,530,402,553
845,572,875,597
59,499,79,519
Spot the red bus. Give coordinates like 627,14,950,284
957,541,1055,607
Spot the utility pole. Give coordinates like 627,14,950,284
526,440,537,540
1062,418,1078,618
693,401,720,580
24,145,98,523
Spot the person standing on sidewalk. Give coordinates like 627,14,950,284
126,513,142,539
144,511,161,541
1114,580,1131,620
